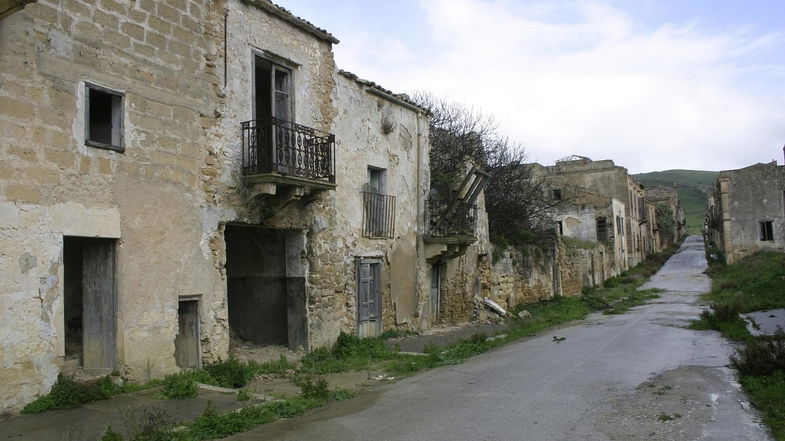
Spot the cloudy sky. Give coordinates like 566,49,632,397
278,0,785,173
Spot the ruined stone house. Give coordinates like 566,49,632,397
0,0,492,413
547,185,628,277
541,156,651,267
706,161,785,263
645,185,686,250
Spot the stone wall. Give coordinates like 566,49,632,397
488,238,614,311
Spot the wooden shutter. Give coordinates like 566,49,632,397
358,261,372,322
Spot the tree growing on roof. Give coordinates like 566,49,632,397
411,92,557,245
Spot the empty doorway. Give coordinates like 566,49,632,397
225,226,307,349
63,236,117,372
429,263,443,323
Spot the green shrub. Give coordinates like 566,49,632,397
295,375,330,400
204,358,255,388
731,331,785,377
161,372,198,399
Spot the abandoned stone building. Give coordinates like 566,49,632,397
645,186,686,250
540,156,652,267
706,161,785,264
548,185,628,276
0,0,496,413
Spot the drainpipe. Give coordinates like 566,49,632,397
415,111,423,322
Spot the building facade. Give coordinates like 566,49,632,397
707,161,785,263
0,0,495,412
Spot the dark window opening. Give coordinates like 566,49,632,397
596,217,608,242
86,84,124,152
552,189,562,200
557,220,564,235
760,221,774,241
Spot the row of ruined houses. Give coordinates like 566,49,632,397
0,0,685,412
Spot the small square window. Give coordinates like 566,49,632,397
85,83,124,152
760,221,774,241
552,189,562,200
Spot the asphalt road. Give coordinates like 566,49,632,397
231,236,771,441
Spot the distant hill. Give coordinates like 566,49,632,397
633,169,719,235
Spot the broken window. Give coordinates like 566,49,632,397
596,217,608,242
85,83,124,152
760,221,774,241
255,57,293,122
557,220,564,235
552,189,562,200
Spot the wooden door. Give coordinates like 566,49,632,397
82,239,116,372
175,300,200,369
358,260,381,337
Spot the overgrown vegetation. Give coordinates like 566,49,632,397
411,92,558,245
691,251,785,440
21,374,136,414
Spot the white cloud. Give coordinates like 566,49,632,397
332,0,785,172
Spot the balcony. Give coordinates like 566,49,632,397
362,191,396,238
426,198,478,241
241,117,336,200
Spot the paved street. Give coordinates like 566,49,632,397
230,236,771,441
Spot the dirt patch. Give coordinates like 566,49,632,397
229,338,305,364
596,366,760,440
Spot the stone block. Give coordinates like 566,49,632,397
121,21,145,41
168,39,190,58
96,157,112,174
45,149,76,169
5,184,41,203
100,0,127,15
25,2,58,24
65,0,91,18
0,96,35,120
145,30,166,50
156,3,180,22
94,10,119,30
147,15,171,36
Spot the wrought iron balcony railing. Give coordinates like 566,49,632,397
241,117,335,184
426,198,478,237
362,191,396,238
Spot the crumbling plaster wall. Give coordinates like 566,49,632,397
0,0,225,412
328,74,431,342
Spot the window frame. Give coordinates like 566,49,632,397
252,53,296,123
759,220,774,241
84,82,125,153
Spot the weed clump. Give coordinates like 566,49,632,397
21,374,129,414
161,372,198,399
731,331,785,377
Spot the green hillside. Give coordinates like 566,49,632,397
633,169,719,235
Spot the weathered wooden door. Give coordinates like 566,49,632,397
175,300,200,369
357,260,381,337
82,239,116,372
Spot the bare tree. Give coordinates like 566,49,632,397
411,92,556,245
